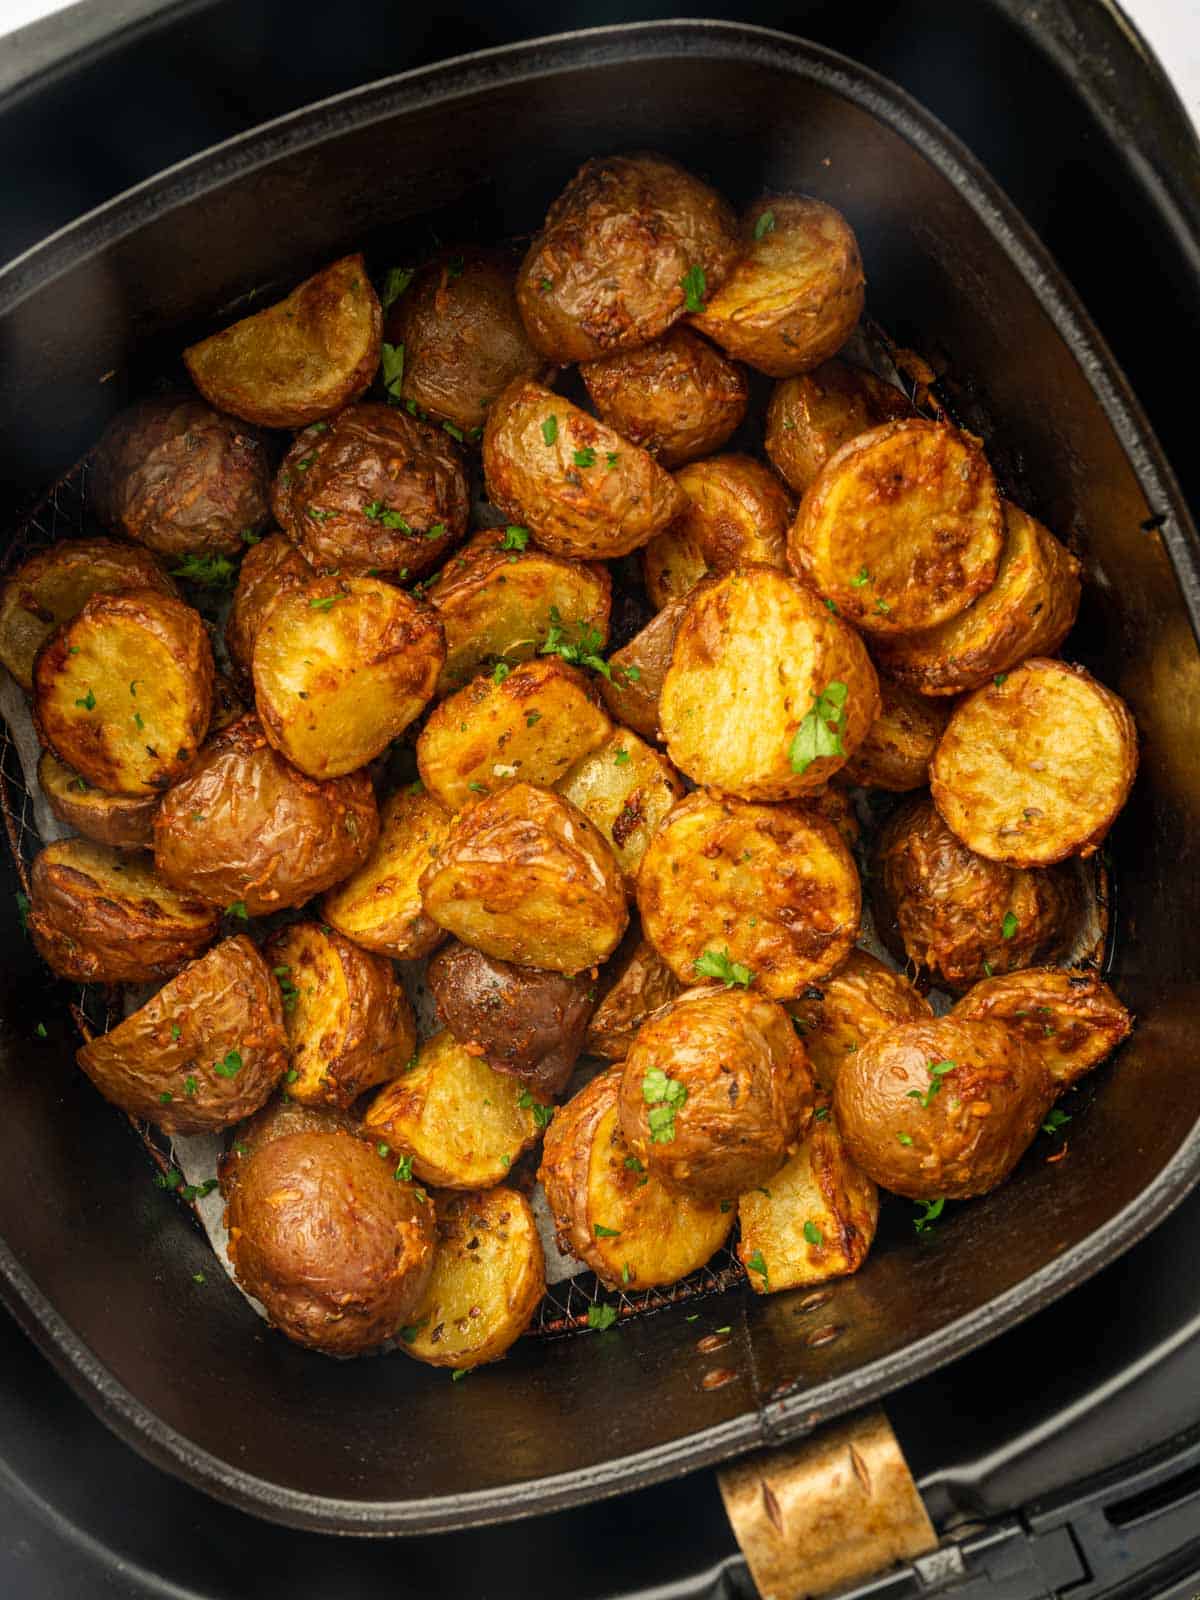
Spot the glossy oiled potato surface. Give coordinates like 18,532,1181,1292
786,949,933,1093
953,967,1132,1088
642,454,793,609
581,327,747,468
321,783,451,960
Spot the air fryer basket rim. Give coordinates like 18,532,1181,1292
1,18,1199,1537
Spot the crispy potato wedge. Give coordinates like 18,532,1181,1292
840,676,949,791
253,574,444,778
660,566,880,799
483,378,688,561
789,418,1003,634
556,726,685,889
321,783,451,960
29,836,218,983
786,948,933,1092
597,595,687,743
400,1186,545,1368
76,935,287,1133
538,1067,733,1289
585,934,682,1060
765,359,910,495
184,254,382,428
224,533,314,688
953,967,1132,1088
930,659,1138,866
642,454,793,609
420,782,628,974
362,1029,542,1188
37,750,159,851
219,1095,357,1199
417,657,612,811
266,921,417,1109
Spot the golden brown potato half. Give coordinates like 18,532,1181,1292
516,152,740,363
786,948,933,1093
426,527,611,695
789,419,1003,634
321,783,451,960
362,1029,542,1189
482,379,688,561
737,1106,879,1292
29,837,219,983
224,533,314,689
874,502,1082,695
272,404,469,580
384,247,543,433
764,359,910,495
641,454,793,609
840,677,950,791
597,596,687,743
153,714,378,915
265,921,417,1110
538,1067,733,1289
420,782,628,974
952,967,1132,1089
89,395,271,558
619,986,815,1198
834,1016,1054,1200
184,255,382,429
585,934,683,1060
556,726,685,890
75,935,287,1133
219,1095,357,1199
400,1186,546,1369
253,575,444,778
34,588,213,796
417,657,612,812
37,750,159,851
689,197,865,377
580,328,748,469
637,790,860,999
872,795,1078,992
660,566,880,800
225,1131,436,1357
930,659,1138,867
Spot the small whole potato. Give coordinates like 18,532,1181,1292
786,948,933,1092
321,783,452,961
952,967,1133,1089
224,532,314,688
37,750,159,851
765,359,910,495
840,677,950,792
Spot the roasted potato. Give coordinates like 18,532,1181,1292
89,395,270,558
154,714,378,915
930,659,1138,866
37,750,159,851
619,986,815,1198
482,379,687,560
597,595,687,742
660,566,880,799
802,782,861,850
362,1029,543,1188
840,677,950,791
765,359,910,495
788,419,1003,634
585,934,683,1060
28,836,219,983
426,527,611,695
689,197,865,377
426,940,595,1098
872,796,1078,992
400,1186,545,1369
642,454,793,609
225,533,313,690
516,152,740,363
419,782,628,974
184,254,382,429
225,1130,436,1356
580,327,748,468
556,726,685,889
75,935,287,1132
33,588,213,796
219,1094,357,1199
266,921,417,1109
538,1067,733,1289
953,967,1133,1088
209,672,246,733
252,574,444,778
834,1016,1054,1200
272,403,469,579
417,657,613,811
786,948,933,1092
321,782,451,960
384,247,543,433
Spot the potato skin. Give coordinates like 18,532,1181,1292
220,1095,357,1199
482,379,687,560
637,790,860,999
597,595,687,742
619,987,815,1198
321,783,451,960
556,726,685,889
225,1131,436,1356
224,532,314,689
29,837,219,984
154,714,378,915
272,404,469,579
930,659,1138,866
516,152,740,363
642,454,793,609
420,782,628,975
834,1016,1054,1200
76,935,287,1133
580,328,748,469
37,750,159,851
585,934,682,1060
660,566,880,800
427,940,595,1098
765,359,910,495
952,967,1132,1089
840,677,949,792
786,948,933,1092
89,395,270,558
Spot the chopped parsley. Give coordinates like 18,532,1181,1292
74,689,96,712
906,1059,956,1109
517,1089,554,1129
170,553,237,587
541,414,558,447
623,1156,645,1173
606,452,619,468
381,265,414,307
501,526,530,550
226,901,248,920
802,1221,823,1247
994,673,1007,687
754,209,777,240
875,597,891,615
614,748,631,766
443,422,465,443
363,500,412,531
642,1066,687,1144
913,1197,945,1234
185,1076,197,1097
1002,911,1019,939
681,264,707,312
34,1022,47,1039
745,1250,770,1289
851,566,871,588
693,948,753,988
540,606,612,679
394,1154,415,1182
586,1303,618,1332
789,680,848,774
14,893,29,932
309,594,340,612
897,1132,914,1146
493,662,510,684
1042,1108,1071,1136
593,1223,621,1238
573,447,596,469
213,1049,243,1079
381,341,405,400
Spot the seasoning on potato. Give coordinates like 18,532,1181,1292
785,948,933,1093
839,675,950,791
321,782,451,960
952,967,1132,1088
37,749,159,851
765,358,910,495
556,726,685,889
596,595,688,743
585,933,683,1061
224,532,314,689
219,1095,359,1200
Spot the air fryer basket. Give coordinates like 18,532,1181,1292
0,22,1198,1536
